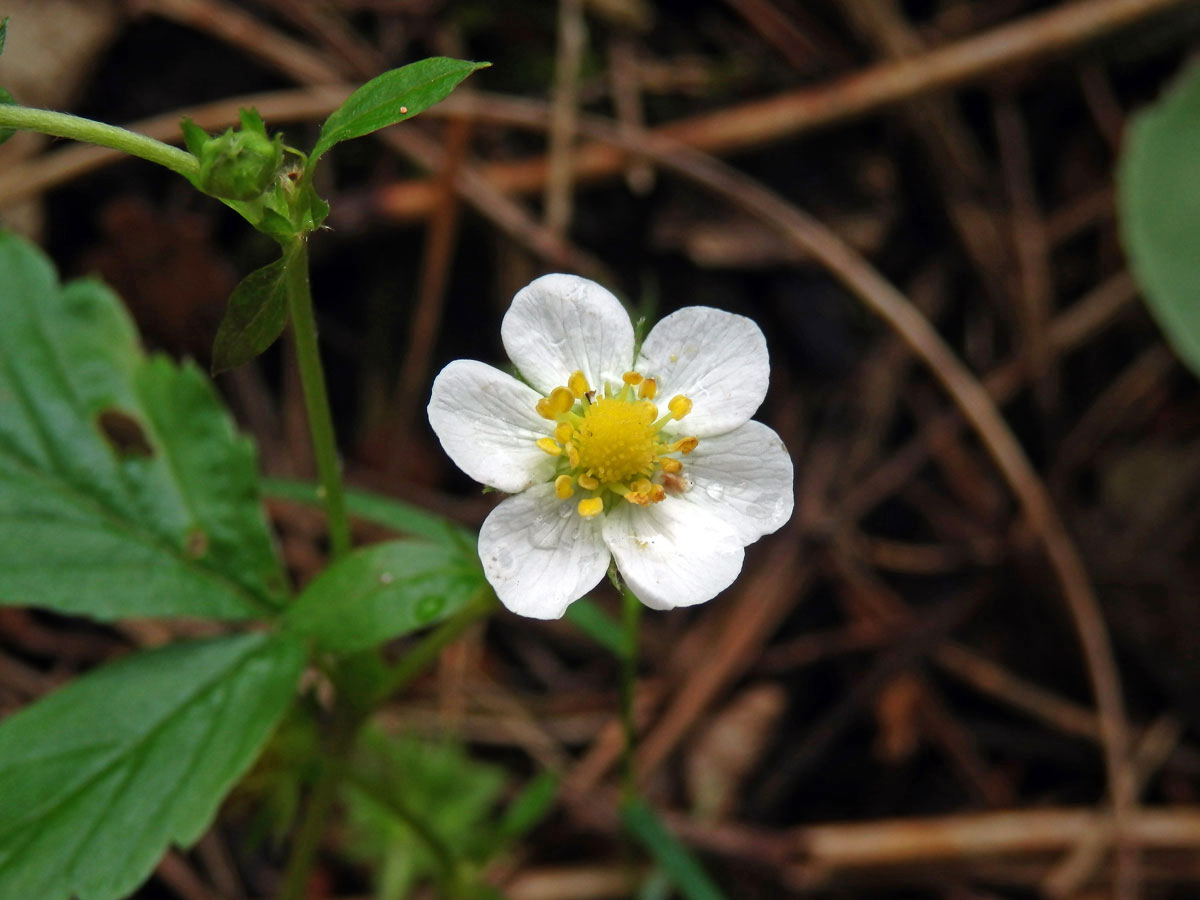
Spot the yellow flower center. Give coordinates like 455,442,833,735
534,369,698,517
574,396,657,484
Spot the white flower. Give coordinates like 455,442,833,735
427,274,793,619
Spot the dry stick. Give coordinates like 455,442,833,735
463,108,1136,891
133,0,610,280
369,0,1195,220
544,0,585,234
1044,717,1184,897
389,117,472,440
835,271,1138,526
2,0,1187,214
783,807,1200,877
836,0,1014,313
995,92,1059,418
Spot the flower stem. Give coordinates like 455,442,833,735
369,590,496,706
283,239,351,560
278,703,360,900
0,105,198,178
618,582,643,805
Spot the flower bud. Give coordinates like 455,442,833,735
182,108,282,202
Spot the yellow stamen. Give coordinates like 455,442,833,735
649,484,666,502
668,395,693,420
578,473,600,491
549,386,575,414
577,497,604,518
671,436,699,455
554,422,574,443
661,457,683,474
554,475,575,499
537,437,562,456
639,378,657,400
622,371,643,386
566,442,580,468
568,370,590,398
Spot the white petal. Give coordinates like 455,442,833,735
636,307,769,437
428,359,556,493
501,274,635,395
602,499,744,611
478,483,611,619
674,420,794,544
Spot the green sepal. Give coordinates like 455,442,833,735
183,106,283,203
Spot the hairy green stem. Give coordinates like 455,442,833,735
0,105,198,177
283,239,352,560
279,704,360,900
370,591,495,706
618,583,643,805
344,771,466,896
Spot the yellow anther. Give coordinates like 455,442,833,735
672,436,699,455
577,497,604,518
661,457,683,474
626,491,650,506
568,370,590,399
639,401,659,424
554,422,574,443
535,398,555,419
578,473,600,491
537,437,562,456
622,371,643,386
632,478,653,495
555,475,575,499
649,483,666,503
566,442,580,468
668,395,693,420
638,378,657,400
549,386,575,414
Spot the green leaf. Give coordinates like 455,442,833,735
309,58,488,165
565,597,625,655
343,728,506,898
211,252,291,373
285,538,485,653
262,476,474,545
0,232,287,620
622,800,727,900
0,17,8,56
0,631,305,900
1119,63,1200,378
494,771,559,844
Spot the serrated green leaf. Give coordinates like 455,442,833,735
0,631,305,900
622,800,727,900
262,476,474,545
285,538,485,653
343,728,506,899
211,253,291,373
0,232,287,620
309,58,488,165
1118,63,1200,378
